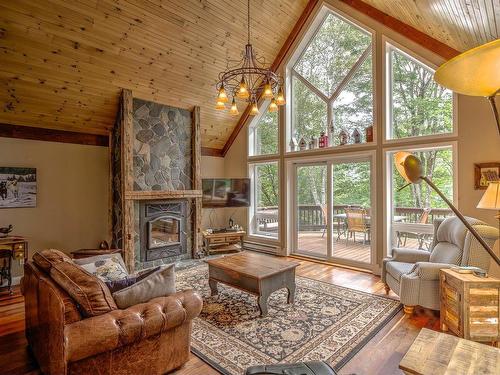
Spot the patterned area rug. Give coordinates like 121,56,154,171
176,264,401,375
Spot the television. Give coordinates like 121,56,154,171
202,178,250,208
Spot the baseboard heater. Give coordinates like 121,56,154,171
243,240,280,254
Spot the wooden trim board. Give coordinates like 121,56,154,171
0,123,109,146
201,147,223,157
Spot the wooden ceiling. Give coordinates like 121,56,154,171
0,0,498,151
0,0,308,149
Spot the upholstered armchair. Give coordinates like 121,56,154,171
382,216,499,315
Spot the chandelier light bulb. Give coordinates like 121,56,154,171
229,98,239,115
217,84,228,103
215,100,226,110
250,100,259,116
268,98,278,113
236,77,250,99
276,87,286,106
262,80,273,99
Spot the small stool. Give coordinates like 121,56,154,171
245,361,337,375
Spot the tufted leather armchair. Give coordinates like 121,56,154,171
22,257,203,375
382,216,499,315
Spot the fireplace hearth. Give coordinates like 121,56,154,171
139,200,187,262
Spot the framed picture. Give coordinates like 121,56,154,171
474,163,500,190
0,167,37,208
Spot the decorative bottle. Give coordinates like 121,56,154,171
319,131,328,148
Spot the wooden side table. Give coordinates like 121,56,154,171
0,236,28,294
440,268,500,346
202,230,245,256
400,328,500,375
71,248,122,259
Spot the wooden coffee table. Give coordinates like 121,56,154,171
206,252,300,316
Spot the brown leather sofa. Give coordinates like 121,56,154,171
21,251,203,375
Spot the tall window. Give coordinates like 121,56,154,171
249,162,279,238
387,44,453,140
249,105,279,156
291,11,374,148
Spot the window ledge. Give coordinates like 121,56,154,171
285,142,376,157
246,234,280,244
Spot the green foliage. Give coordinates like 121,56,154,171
256,163,279,207
254,109,278,155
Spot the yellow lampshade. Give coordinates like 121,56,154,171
477,182,500,210
268,98,278,113
262,81,273,100
217,84,229,103
236,77,249,99
229,98,239,115
434,39,500,97
215,100,225,110
394,151,423,184
276,87,286,106
250,101,259,116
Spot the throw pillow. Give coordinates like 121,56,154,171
112,264,176,309
104,266,161,293
50,261,117,317
33,249,71,273
76,254,129,283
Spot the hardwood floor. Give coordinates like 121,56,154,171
0,258,440,375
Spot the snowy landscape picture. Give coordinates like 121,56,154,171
0,167,37,208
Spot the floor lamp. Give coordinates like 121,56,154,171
394,152,500,267
434,39,500,136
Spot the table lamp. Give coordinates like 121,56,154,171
394,151,500,266
434,39,500,135
477,181,500,231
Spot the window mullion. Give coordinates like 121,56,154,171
292,70,329,102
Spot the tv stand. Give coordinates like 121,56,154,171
202,230,245,256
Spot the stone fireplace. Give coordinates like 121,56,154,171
111,90,202,272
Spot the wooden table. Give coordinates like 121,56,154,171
205,252,300,316
71,248,122,259
0,236,28,294
202,230,245,255
399,328,500,375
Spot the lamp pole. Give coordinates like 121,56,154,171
422,176,500,266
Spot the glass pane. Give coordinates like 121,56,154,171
332,161,371,263
292,75,327,143
296,164,327,257
254,162,279,238
294,13,372,97
391,148,454,250
253,110,278,156
390,48,453,139
331,55,373,146
149,218,180,249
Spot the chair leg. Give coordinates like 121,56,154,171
384,284,390,295
403,305,415,316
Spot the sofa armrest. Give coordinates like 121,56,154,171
391,248,431,263
64,289,202,363
413,262,452,281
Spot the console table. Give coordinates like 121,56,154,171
0,236,28,294
202,230,245,256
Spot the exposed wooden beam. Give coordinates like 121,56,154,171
221,0,320,157
221,0,462,157
0,123,109,146
201,147,223,157
340,0,460,60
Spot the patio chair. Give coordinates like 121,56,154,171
396,207,432,249
344,207,370,245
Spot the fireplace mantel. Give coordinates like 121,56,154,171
125,190,202,200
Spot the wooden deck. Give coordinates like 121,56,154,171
297,231,422,264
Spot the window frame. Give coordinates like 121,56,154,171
383,141,458,257
286,6,377,154
383,38,458,145
248,160,281,242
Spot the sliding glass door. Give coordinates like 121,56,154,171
292,154,374,269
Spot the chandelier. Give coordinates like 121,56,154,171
215,0,285,116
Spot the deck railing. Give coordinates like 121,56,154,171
256,205,453,231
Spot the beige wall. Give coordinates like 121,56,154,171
0,137,110,281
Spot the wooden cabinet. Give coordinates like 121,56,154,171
440,268,500,346
202,230,245,255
